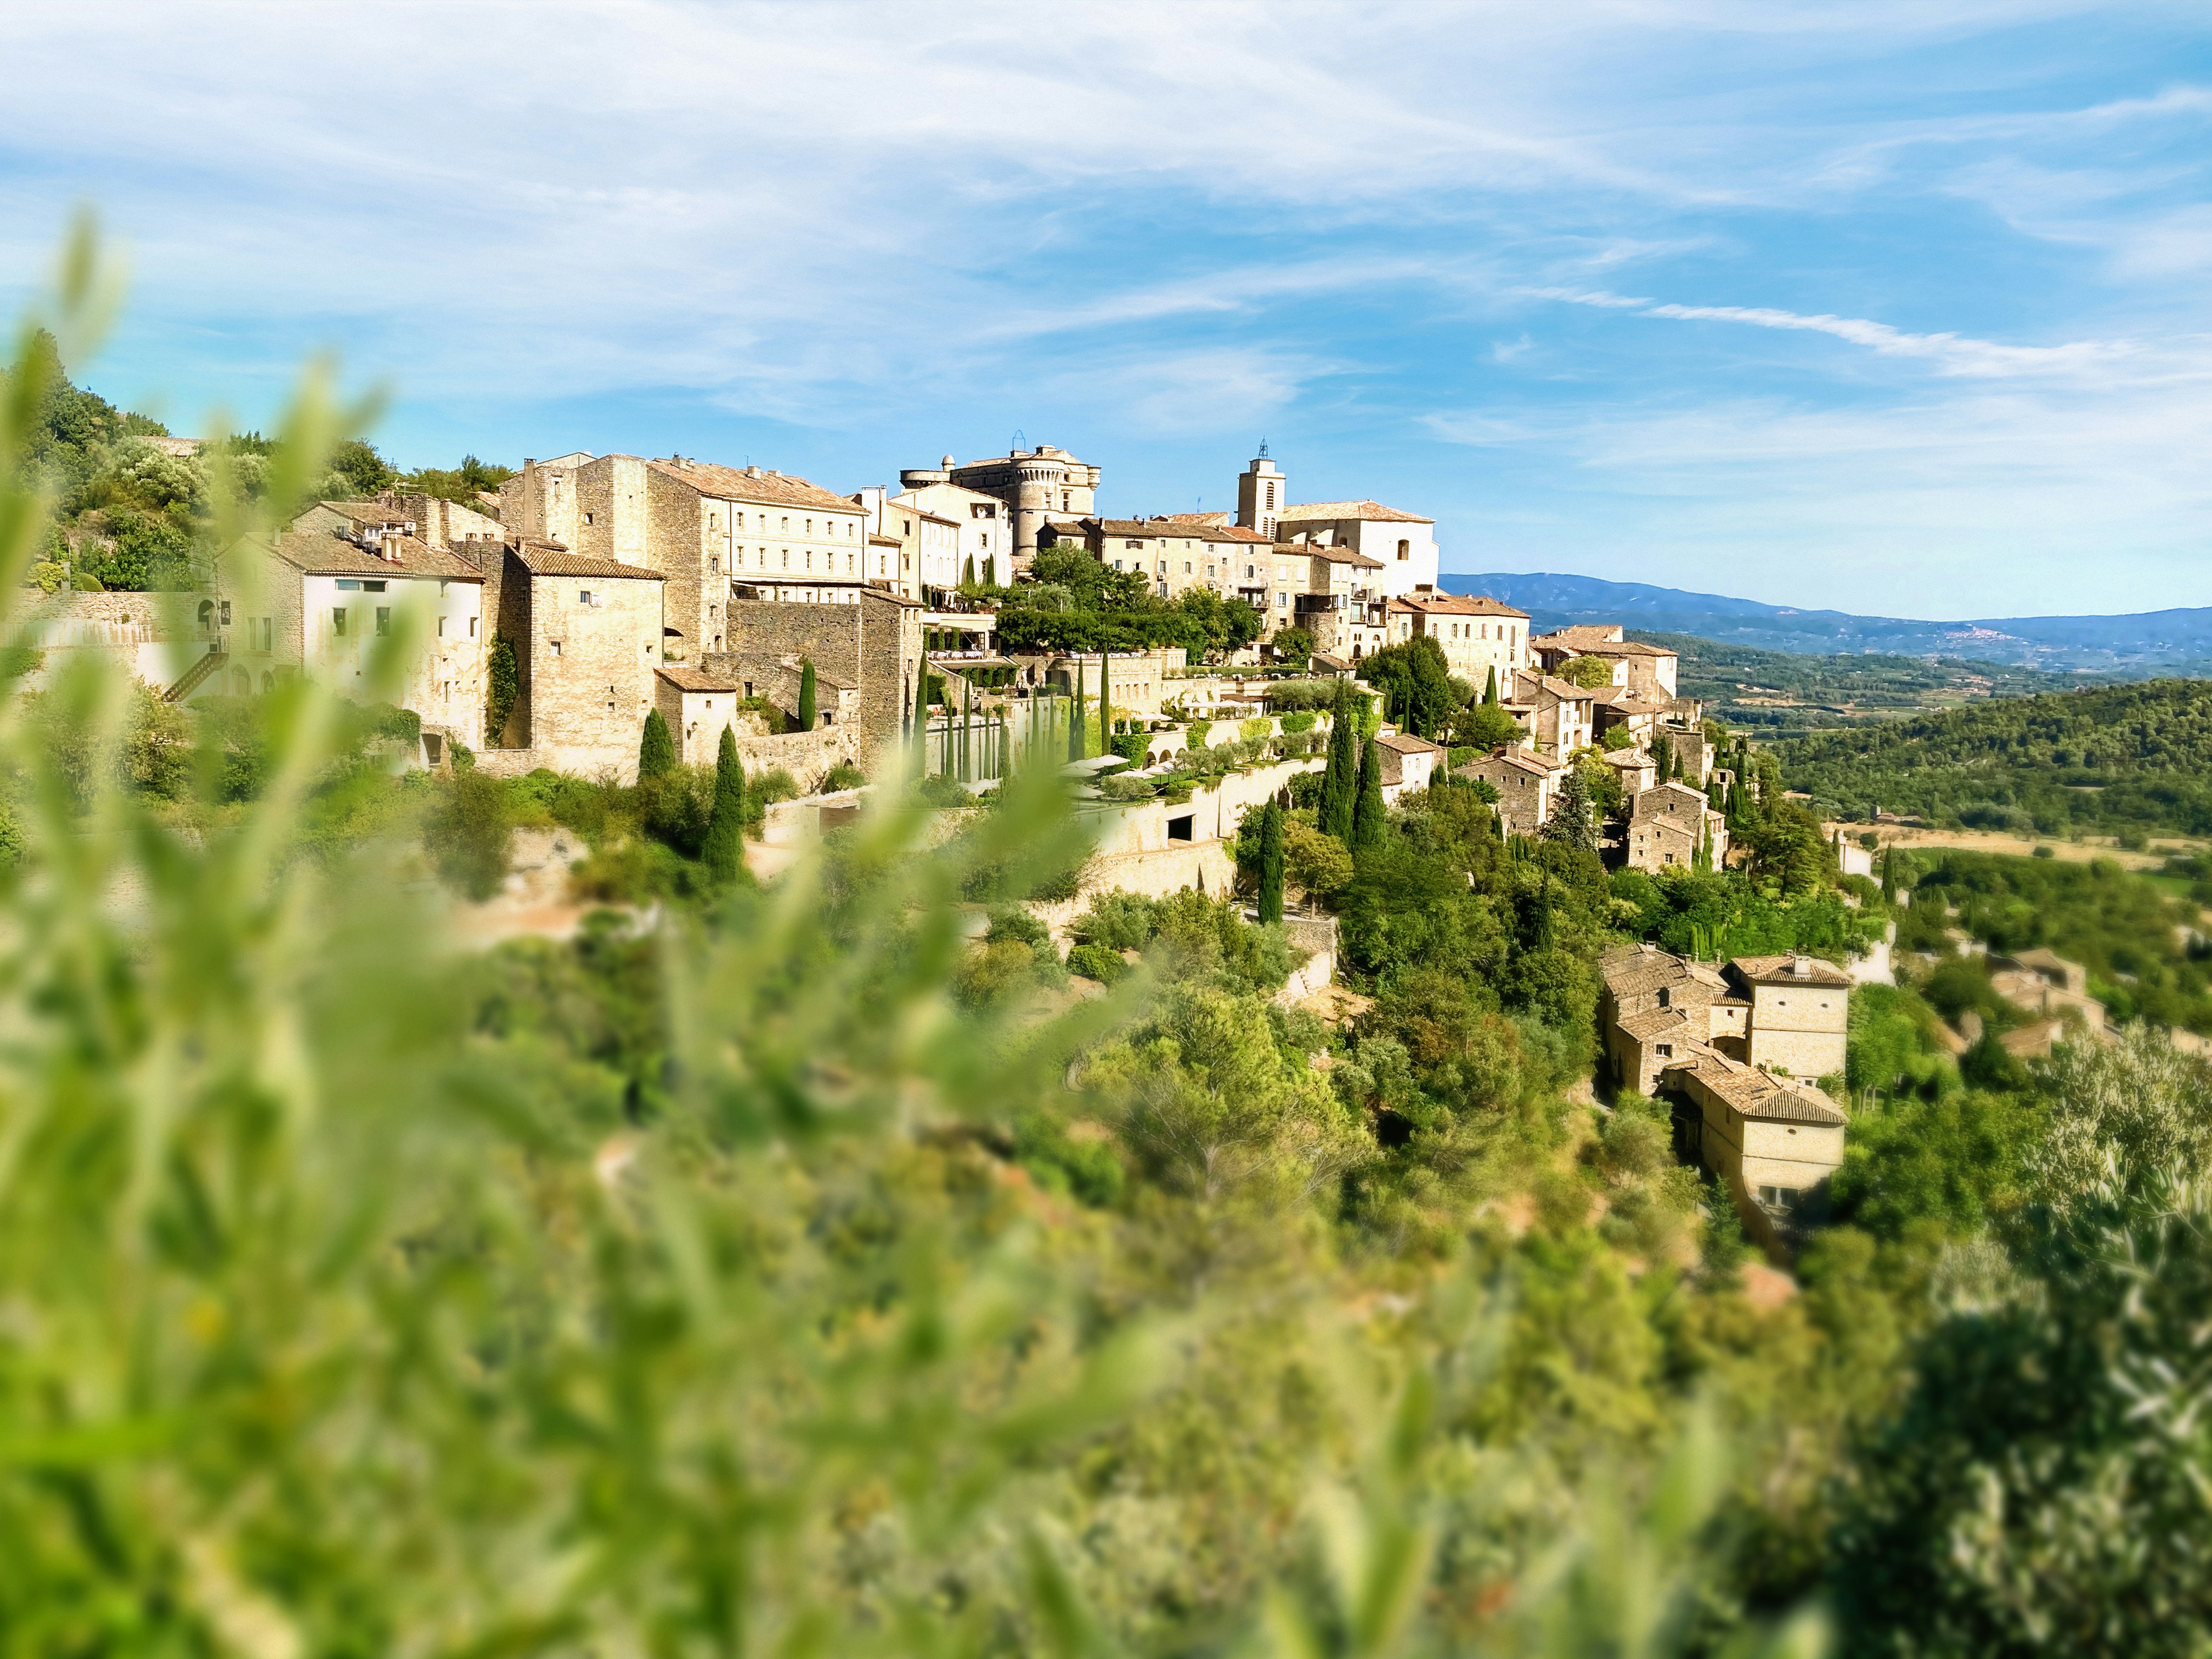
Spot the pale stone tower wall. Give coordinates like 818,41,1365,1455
1235,448,1285,541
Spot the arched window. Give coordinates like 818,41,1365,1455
196,599,215,633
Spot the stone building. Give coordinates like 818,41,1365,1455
1623,780,1729,874
1387,591,1530,689
1234,447,1288,541
490,540,666,780
1509,669,1596,759
1455,747,1559,836
706,588,924,753
500,453,873,657
1602,747,1656,799
1275,500,1441,601
851,489,961,601
902,445,1101,566
1374,730,1443,803
209,502,488,766
1727,954,1852,1079
653,664,742,766
1058,517,1273,602
1532,625,1679,701
860,478,1012,589
1666,1048,1846,1256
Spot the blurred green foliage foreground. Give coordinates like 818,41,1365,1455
1,230,2208,1659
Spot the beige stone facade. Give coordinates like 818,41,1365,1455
654,664,742,766
1731,955,1852,1079
1375,730,1442,803
707,588,924,754
496,541,666,781
1533,625,1679,701
1457,747,1559,836
1666,1049,1845,1255
210,503,488,765
1387,592,1530,690
1509,669,1596,759
1064,518,1274,603
902,445,1101,565
1623,781,1729,875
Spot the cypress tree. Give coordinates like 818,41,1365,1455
963,554,976,585
1321,680,1357,843
1882,848,1897,902
984,556,996,586
1483,664,1499,705
703,726,746,881
637,707,674,781
1258,799,1285,924
1069,657,1086,761
797,658,817,732
1353,735,1386,850
1655,733,1673,784
912,662,930,768
1098,648,1112,757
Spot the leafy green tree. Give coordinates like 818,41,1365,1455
320,437,399,499
1322,680,1358,842
703,725,746,881
485,630,519,746
797,657,817,731
425,768,514,899
1272,624,1313,668
1355,734,1387,849
1542,765,1596,852
1832,1165,2212,1658
637,706,675,780
1455,698,1522,752
1285,819,1354,905
1559,654,1617,689
1359,636,1457,738
1258,798,1285,924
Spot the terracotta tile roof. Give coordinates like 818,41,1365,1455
1158,511,1234,528
1543,636,1676,659
260,506,486,582
646,456,859,515
512,540,667,580
1312,651,1354,673
1601,944,1728,999
1391,591,1528,618
1632,781,1713,818
1729,954,1854,989
1377,730,1443,755
1515,669,1597,702
1667,1050,1847,1125
1536,624,1626,649
1460,747,1553,778
1601,748,1654,769
1276,499,1432,524
656,665,738,693
868,534,902,546
1618,1007,1690,1042
1282,542,1385,569
1094,517,1271,545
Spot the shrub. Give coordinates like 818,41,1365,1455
424,769,512,900
753,767,800,805
1098,774,1156,800
1065,940,1126,984
820,759,865,792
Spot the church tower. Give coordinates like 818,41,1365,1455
1236,444,1285,541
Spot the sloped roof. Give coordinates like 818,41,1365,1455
1666,1050,1847,1125
1461,747,1553,778
656,665,738,693
647,456,857,515
259,505,485,582
1618,1007,1690,1042
1633,781,1712,819
1601,747,1654,769
1377,730,1443,755
1277,500,1432,524
1730,954,1853,988
1391,591,1528,618
1515,669,1597,702
512,540,667,580
1283,541,1386,569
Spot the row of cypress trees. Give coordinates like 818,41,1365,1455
637,708,749,882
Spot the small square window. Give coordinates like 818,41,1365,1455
550,640,562,657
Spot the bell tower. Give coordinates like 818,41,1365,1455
1236,442,1285,541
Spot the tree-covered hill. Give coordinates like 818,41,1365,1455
1650,631,2087,736
1773,678,2212,836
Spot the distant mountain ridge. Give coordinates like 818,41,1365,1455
1439,572,2212,674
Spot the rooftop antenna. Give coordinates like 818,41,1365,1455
1258,438,1269,458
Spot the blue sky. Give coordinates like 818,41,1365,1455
2,1,2207,617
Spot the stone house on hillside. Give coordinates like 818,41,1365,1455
1624,780,1730,875
707,588,924,753
1667,1047,1846,1255
208,503,488,766
860,477,1011,590
1510,669,1595,758
1533,624,1679,701
1455,747,1559,836
1387,591,1530,691
653,665,742,766
501,453,874,659
1374,730,1443,803
486,540,665,780
1047,517,1272,605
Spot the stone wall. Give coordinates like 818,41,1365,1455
736,726,860,793
709,589,920,754
522,569,663,782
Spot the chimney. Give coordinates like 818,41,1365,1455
1791,954,1810,978
379,529,403,562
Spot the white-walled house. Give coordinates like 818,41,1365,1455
206,503,487,765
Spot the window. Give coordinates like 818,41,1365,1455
780,517,789,532
585,512,594,525
337,579,360,592
805,519,812,535
332,608,347,636
579,590,593,606
550,640,561,657
469,616,478,637
219,600,232,626
1397,539,1409,560
1657,987,1671,1008
782,550,790,568
363,580,385,593
1126,540,1143,550
375,608,391,636
1656,1043,1672,1058
438,616,446,637
1276,592,1288,609
1265,482,1275,509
